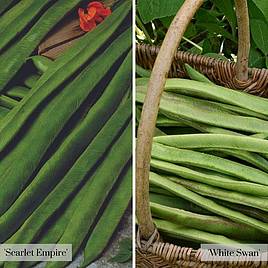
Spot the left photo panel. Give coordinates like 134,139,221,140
0,0,132,267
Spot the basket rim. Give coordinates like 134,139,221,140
136,0,268,264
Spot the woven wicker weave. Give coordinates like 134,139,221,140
136,44,268,97
136,0,268,267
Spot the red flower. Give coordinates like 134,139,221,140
78,1,112,32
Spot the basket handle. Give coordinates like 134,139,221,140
136,0,251,240
235,0,250,82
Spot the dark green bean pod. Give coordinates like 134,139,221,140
45,125,131,268
0,0,54,52
0,1,131,153
82,165,132,267
4,99,131,246
0,106,9,119
29,55,53,73
0,1,32,30
23,74,40,88
5,122,132,268
6,86,29,99
0,51,132,241
0,0,85,91
0,0,17,16
0,95,18,109
0,29,131,216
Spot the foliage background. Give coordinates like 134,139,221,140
136,0,268,69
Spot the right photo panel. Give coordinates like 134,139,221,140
135,0,268,267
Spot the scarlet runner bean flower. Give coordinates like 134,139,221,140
78,1,112,32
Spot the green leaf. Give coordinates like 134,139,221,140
184,23,197,39
195,8,236,42
137,0,184,23
250,19,268,55
119,237,132,250
110,238,132,264
248,0,266,20
160,16,173,28
197,22,236,42
251,0,268,23
196,8,224,25
187,40,204,55
110,251,131,263
202,38,213,54
204,53,228,61
211,0,237,36
161,18,197,38
249,43,265,68
266,57,268,69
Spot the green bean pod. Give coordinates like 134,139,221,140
0,94,18,109
0,106,9,119
149,172,268,234
0,1,131,153
28,55,53,73
169,176,268,211
152,142,268,186
82,165,132,267
136,65,151,78
207,101,268,121
0,0,16,16
0,0,54,52
45,125,132,268
154,218,239,244
154,133,268,172
214,199,268,223
185,64,213,84
4,100,131,247
151,159,268,196
154,133,268,153
6,86,29,99
165,114,243,136
0,52,132,241
252,133,268,139
5,130,131,267
23,74,40,88
16,183,88,268
151,203,268,241
156,114,187,127
154,127,166,137
150,192,214,215
150,185,175,197
0,0,88,92
0,0,34,30
136,86,268,133
163,78,268,117
199,148,268,173
0,29,131,216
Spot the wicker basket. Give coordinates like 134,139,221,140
136,0,268,267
